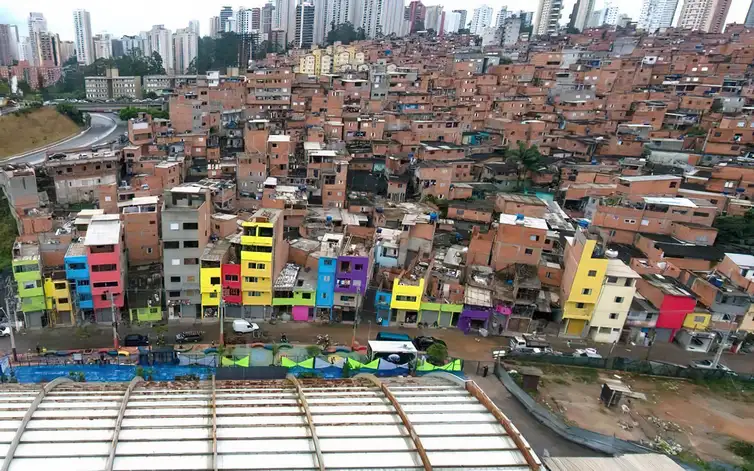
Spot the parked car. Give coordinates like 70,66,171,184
175,331,204,344
232,319,260,334
690,359,733,372
573,348,602,358
123,334,149,347
0,325,9,337
513,347,543,355
413,336,446,351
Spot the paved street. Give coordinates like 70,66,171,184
5,113,125,165
471,373,603,459
1,319,751,373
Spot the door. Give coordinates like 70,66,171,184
566,319,586,336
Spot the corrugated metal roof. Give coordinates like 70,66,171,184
0,377,540,471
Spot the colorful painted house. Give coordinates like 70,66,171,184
315,234,344,321
84,214,125,323
333,238,372,323
636,273,697,343
200,241,230,319
43,275,73,326
375,290,392,326
240,209,282,318
273,263,316,321
12,241,46,328
65,242,92,321
419,299,463,328
560,230,608,337
221,262,242,306
390,278,424,324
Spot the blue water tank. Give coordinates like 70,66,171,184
578,219,589,228
429,212,438,222
515,213,525,221
591,159,598,165
376,207,384,213
376,228,382,233
737,188,745,193
326,216,333,223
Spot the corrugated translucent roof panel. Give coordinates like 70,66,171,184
0,378,540,471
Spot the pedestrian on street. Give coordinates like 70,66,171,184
35,344,41,356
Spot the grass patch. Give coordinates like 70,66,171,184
0,193,17,270
728,440,754,463
551,377,570,385
0,107,80,158
572,367,599,383
693,377,754,402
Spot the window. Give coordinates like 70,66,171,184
164,241,179,249
169,223,179,231
301,293,312,299
146,248,153,254
624,279,634,287
669,182,677,188
209,292,218,298
530,235,540,241
324,259,333,266
614,297,624,303
582,288,592,295
599,327,612,334
396,295,417,302
183,241,199,248
609,313,619,320
249,291,262,297
169,291,181,298
545,272,552,279
210,277,221,285
92,281,118,288
524,248,534,255
576,302,585,308
606,276,618,283
92,264,117,272
323,275,331,282
184,258,199,265
693,315,706,323
172,259,181,266
170,276,181,283
247,262,265,269
183,222,198,230
587,270,597,277
77,280,90,287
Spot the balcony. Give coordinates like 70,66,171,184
241,247,273,263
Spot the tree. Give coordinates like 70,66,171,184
144,91,158,99
506,142,543,190
56,103,88,126
711,100,723,113
118,107,168,121
0,80,10,96
326,22,364,45
713,210,754,248
426,343,449,366
17,81,32,95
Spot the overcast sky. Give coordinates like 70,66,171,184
1,0,751,39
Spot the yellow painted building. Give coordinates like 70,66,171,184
43,277,74,326
390,278,425,312
200,265,221,310
241,219,275,307
561,231,608,336
683,310,712,331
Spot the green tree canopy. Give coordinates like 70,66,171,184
326,22,366,45
118,107,169,121
713,210,754,248
506,142,543,189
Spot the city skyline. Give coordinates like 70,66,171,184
2,0,752,39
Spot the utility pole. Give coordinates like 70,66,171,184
219,294,225,346
109,291,119,350
4,278,17,361
351,293,362,348
711,322,734,369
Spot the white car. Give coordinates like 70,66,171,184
232,319,260,334
0,326,9,337
690,359,733,372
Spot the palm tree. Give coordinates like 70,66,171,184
506,142,543,191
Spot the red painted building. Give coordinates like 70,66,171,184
636,274,697,342
84,215,125,324
222,263,242,305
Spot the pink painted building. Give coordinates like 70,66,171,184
84,214,125,324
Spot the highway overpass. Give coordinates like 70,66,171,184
71,102,166,112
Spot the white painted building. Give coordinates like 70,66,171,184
93,34,113,60
590,258,640,344
470,5,494,35
148,25,174,74
532,0,563,36
173,28,198,74
638,0,679,32
424,5,445,32
73,9,94,65
444,11,463,33
571,0,595,31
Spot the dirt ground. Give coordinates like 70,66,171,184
527,364,754,466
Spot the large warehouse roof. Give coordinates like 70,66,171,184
0,375,541,471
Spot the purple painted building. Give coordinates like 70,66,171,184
458,308,491,333
335,255,369,294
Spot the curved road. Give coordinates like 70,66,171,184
7,113,126,165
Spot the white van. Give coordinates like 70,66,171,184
509,336,527,350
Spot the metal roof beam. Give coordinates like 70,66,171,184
105,376,143,471
212,374,218,471
465,380,541,470
1,377,73,471
356,374,433,471
287,374,326,471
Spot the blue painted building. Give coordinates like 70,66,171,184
64,243,92,315
375,290,392,326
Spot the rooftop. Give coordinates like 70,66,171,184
497,194,547,206
606,258,641,278
725,253,754,269
0,377,541,470
200,240,230,262
619,174,681,182
498,214,548,230
83,215,121,246
642,273,695,297
274,263,301,290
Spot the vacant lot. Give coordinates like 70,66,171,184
0,107,80,158
527,364,754,467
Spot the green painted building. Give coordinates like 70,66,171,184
12,242,46,328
